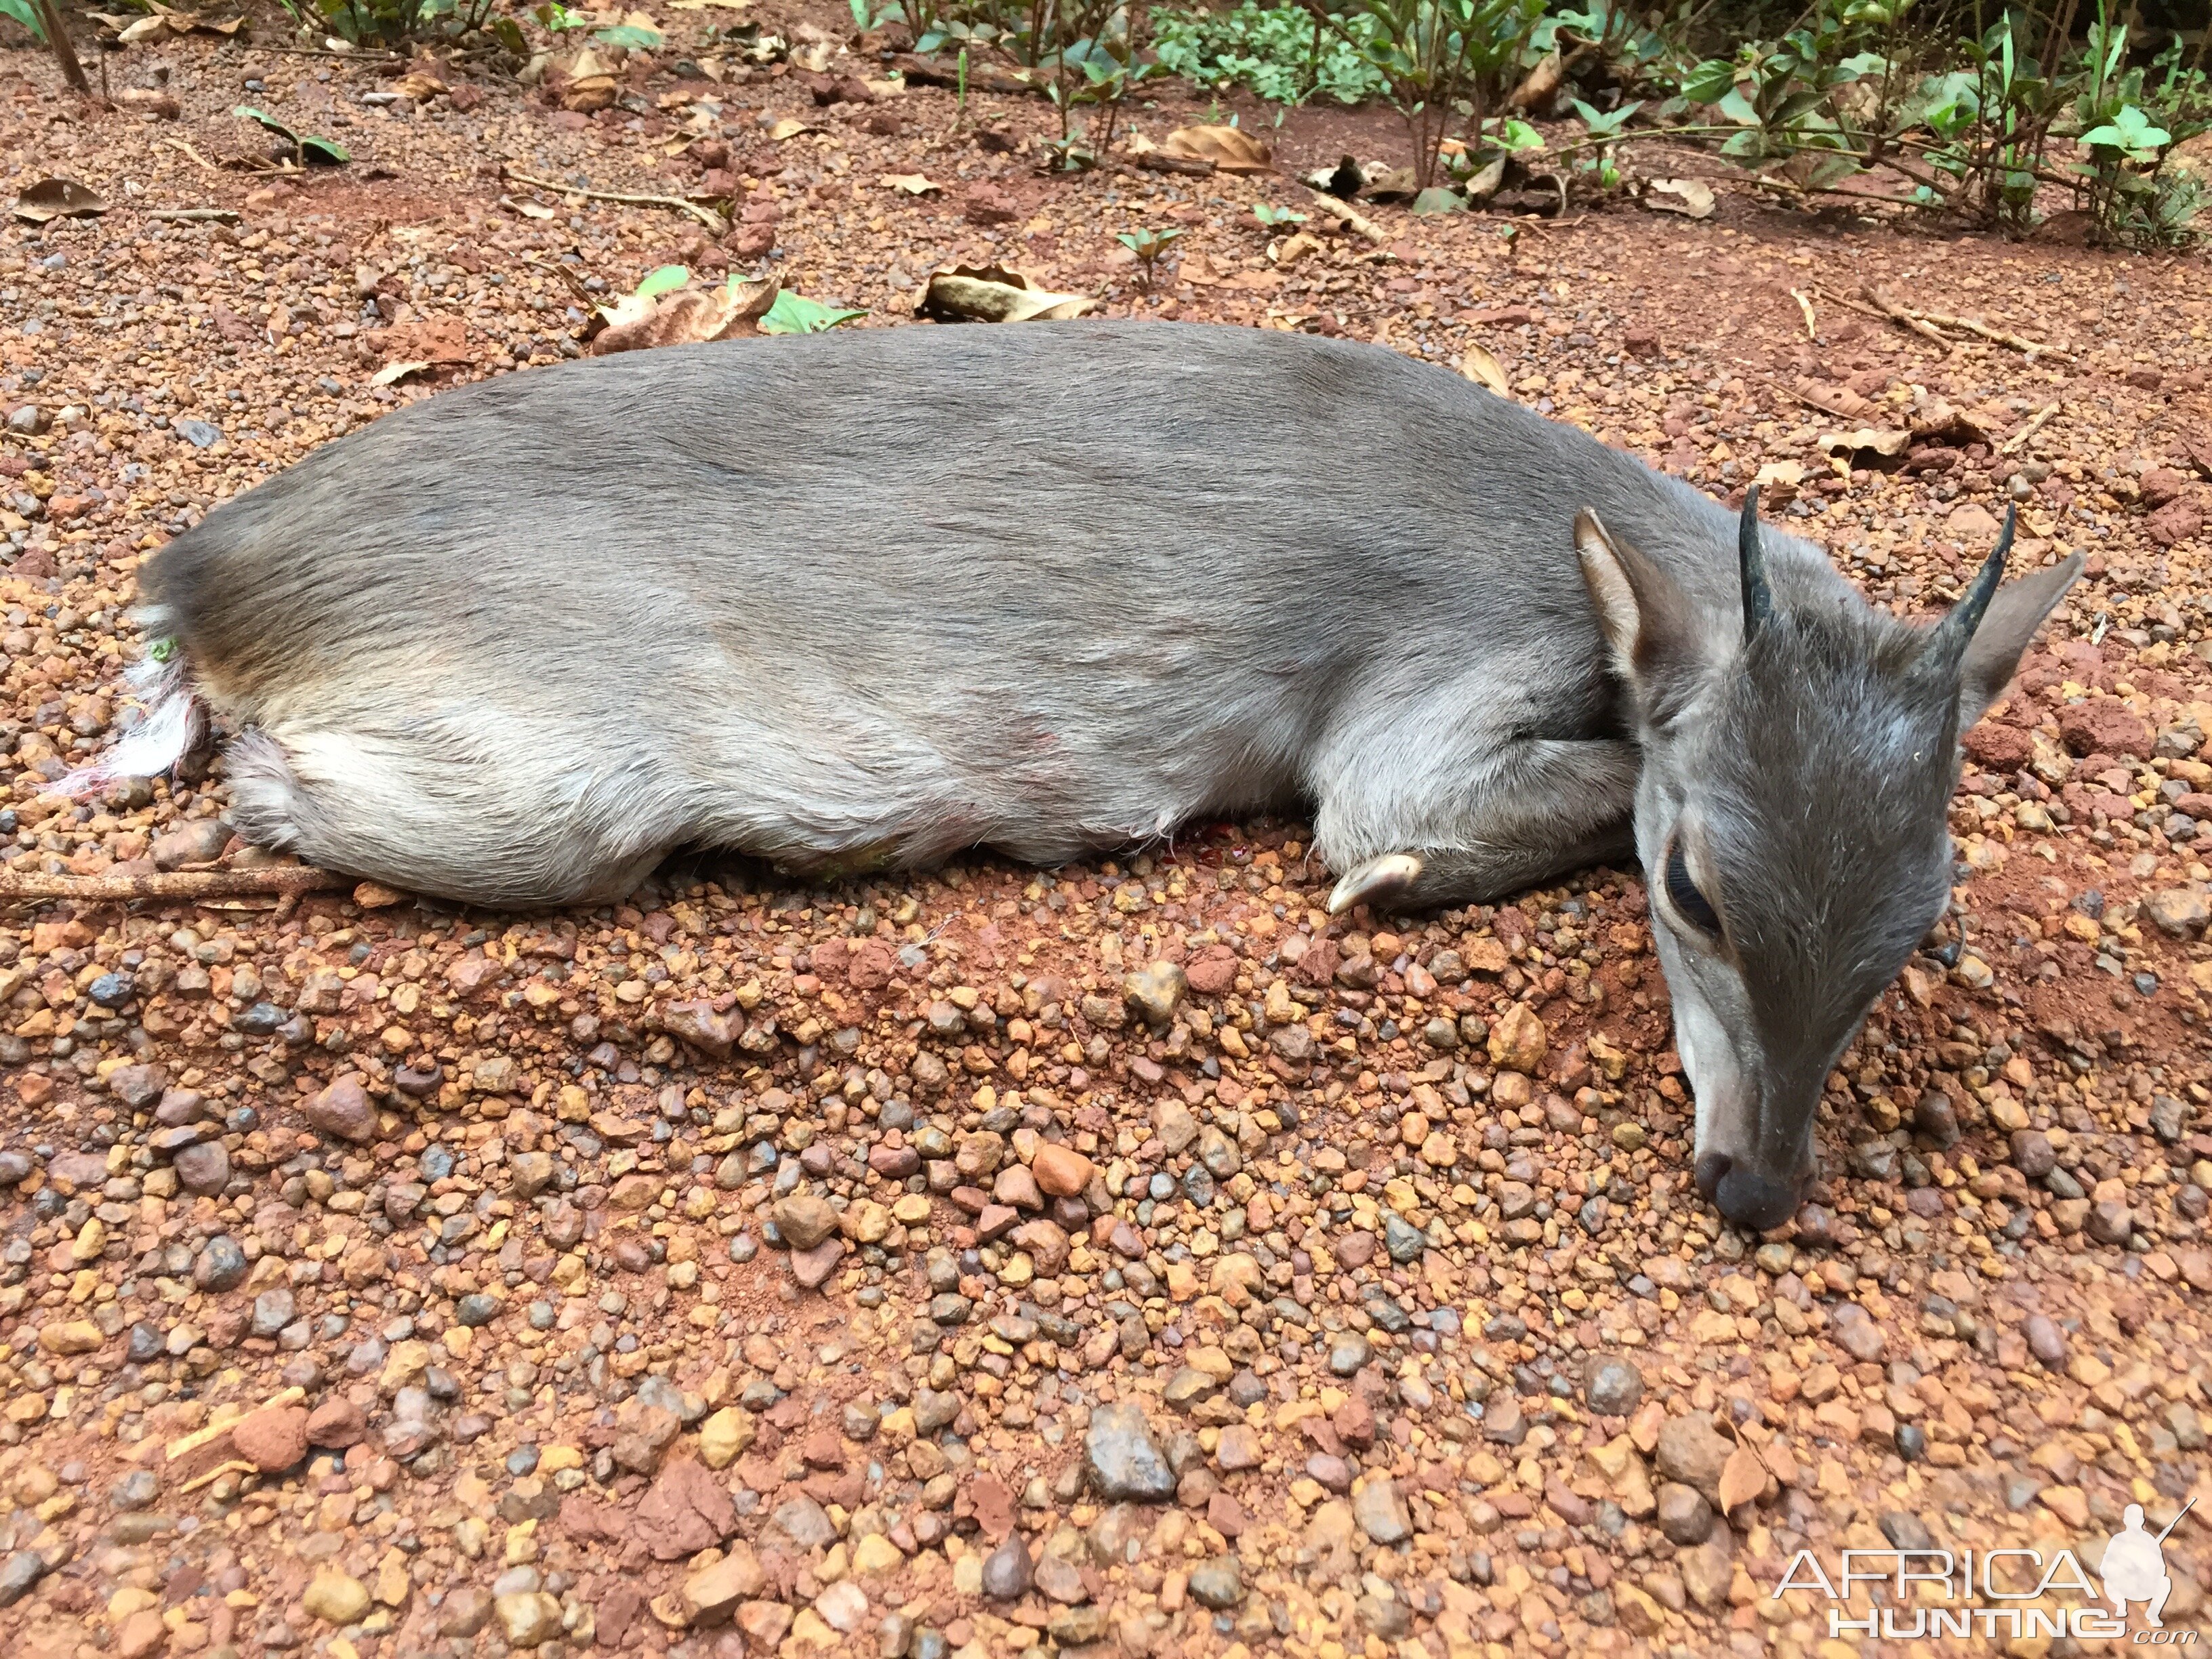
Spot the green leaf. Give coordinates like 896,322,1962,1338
759,292,867,334
1410,185,1466,213
1496,117,1544,151
0,0,45,43
636,264,693,299
300,134,351,164
594,22,662,47
234,104,301,144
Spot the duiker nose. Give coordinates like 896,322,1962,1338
1696,1155,1801,1233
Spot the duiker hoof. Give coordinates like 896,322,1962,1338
1326,852,1425,916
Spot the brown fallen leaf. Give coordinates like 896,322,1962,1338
14,178,108,224
500,194,558,220
1643,177,1715,219
392,71,448,102
1507,49,1563,112
1460,345,1509,398
592,276,778,354
1821,426,1910,459
1162,125,1273,173
1717,1444,1768,1514
559,48,618,113
1270,232,1322,269
878,173,939,195
916,264,1094,324
118,12,173,39
767,116,814,142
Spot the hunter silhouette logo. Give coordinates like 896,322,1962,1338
2102,1500,2194,1629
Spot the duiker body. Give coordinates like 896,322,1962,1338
88,323,2076,1229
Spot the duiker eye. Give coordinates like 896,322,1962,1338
1664,841,1723,937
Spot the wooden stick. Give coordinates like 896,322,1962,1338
33,0,89,94
2000,401,2063,455
0,865,353,906
499,167,728,236
1788,287,1817,340
163,136,221,172
146,207,242,224
1302,188,1389,247
1113,151,1215,180
1905,308,2074,363
1863,283,1956,352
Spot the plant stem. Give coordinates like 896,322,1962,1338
33,0,89,93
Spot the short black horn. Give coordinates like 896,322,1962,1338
1920,504,2015,675
1739,484,1770,642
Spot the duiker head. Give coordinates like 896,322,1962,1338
1576,491,2079,1231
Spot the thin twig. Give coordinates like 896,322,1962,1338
2001,400,2064,455
146,207,242,223
1907,308,2074,363
33,0,89,94
500,167,729,235
1788,287,1817,340
1301,187,1389,247
0,865,353,907
1864,283,1957,352
164,136,221,171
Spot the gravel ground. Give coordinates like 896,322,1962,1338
2,10,2211,1659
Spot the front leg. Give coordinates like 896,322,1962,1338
1314,735,1640,914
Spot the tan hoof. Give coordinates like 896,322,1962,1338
1326,851,1425,916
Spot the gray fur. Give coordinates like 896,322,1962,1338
128,321,2077,1229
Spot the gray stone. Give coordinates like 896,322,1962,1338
1655,1482,1713,1545
1188,1557,1243,1609
1084,1403,1175,1502
1584,1356,1644,1416
980,1534,1032,1600
1353,1476,1412,1544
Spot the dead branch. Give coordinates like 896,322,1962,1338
1904,308,2074,363
499,167,728,236
0,865,353,907
889,53,1039,96
1302,188,1390,247
33,0,89,94
1113,151,1215,180
1863,284,1957,352
2000,400,2064,455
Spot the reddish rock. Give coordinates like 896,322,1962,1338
231,1404,310,1473
2058,702,2151,758
1963,720,2032,772
964,184,1019,226
1183,944,1238,996
304,1075,377,1143
630,1458,737,1560
2148,499,2205,548
305,1397,366,1448
655,1000,735,1059
792,1237,844,1289
1031,1144,1094,1198
846,940,895,989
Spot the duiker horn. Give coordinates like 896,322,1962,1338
1738,484,1771,640
1918,504,2016,676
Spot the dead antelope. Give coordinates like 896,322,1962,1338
70,323,2078,1229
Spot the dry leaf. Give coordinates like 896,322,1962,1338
1460,345,1509,398
790,37,835,73
392,71,447,102
500,194,557,220
916,264,1094,324
1821,427,1910,458
592,276,779,354
767,117,813,142
1644,178,1715,220
119,13,172,40
13,178,109,224
878,173,939,195
670,0,750,9
369,360,433,388
1717,1444,1767,1514
1755,460,1804,488
1508,49,1563,112
560,47,617,113
1270,232,1322,268
1162,125,1273,173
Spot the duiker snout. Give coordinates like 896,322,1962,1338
1695,1149,1810,1233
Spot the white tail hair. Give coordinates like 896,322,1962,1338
54,613,205,798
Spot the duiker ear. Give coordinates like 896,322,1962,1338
1958,554,2083,725
1575,509,1699,712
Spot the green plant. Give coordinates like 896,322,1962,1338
1316,0,1547,190
760,292,868,333
851,0,947,52
1567,94,1639,188
0,0,44,41
1252,201,1309,224
1150,3,1388,104
1116,224,1182,286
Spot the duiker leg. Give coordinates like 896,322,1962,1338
1313,737,1639,913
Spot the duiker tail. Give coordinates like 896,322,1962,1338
54,609,207,798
